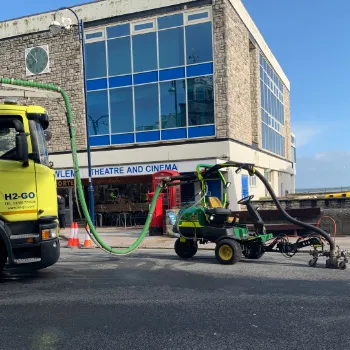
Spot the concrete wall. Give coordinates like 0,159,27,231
252,197,350,235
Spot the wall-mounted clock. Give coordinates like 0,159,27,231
25,45,50,76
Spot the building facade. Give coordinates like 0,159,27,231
0,0,295,226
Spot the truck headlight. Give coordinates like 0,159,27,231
41,229,57,240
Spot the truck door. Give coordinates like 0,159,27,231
0,118,37,222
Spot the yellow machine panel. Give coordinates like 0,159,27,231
0,159,38,221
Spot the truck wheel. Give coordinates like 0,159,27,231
243,244,265,259
174,238,198,259
215,239,242,265
0,240,7,274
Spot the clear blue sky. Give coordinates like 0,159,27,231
1,0,349,189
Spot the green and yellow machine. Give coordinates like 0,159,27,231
162,163,349,269
0,100,60,273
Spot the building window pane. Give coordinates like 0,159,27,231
186,22,213,64
87,90,109,135
85,41,106,79
108,37,131,76
134,22,154,31
187,76,214,126
134,84,159,131
158,27,185,69
188,12,209,22
158,13,184,30
107,24,130,38
160,80,186,129
110,87,134,133
86,32,103,40
132,32,157,73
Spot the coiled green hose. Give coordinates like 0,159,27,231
0,78,163,255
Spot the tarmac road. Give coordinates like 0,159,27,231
1,247,350,350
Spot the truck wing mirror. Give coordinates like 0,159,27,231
16,133,29,167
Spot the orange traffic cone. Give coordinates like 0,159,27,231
72,222,80,247
67,222,75,247
81,224,94,249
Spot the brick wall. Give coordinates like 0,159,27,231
249,43,260,146
0,29,86,153
212,0,228,138
224,0,252,145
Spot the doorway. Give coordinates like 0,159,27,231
57,187,74,227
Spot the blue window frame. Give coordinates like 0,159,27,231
86,32,103,40
134,84,159,131
187,76,214,126
84,9,215,145
132,32,157,73
158,27,185,69
110,87,134,133
86,41,106,79
107,23,130,38
107,37,131,76
160,80,186,129
134,22,154,31
186,22,213,64
158,13,184,29
188,12,209,22
87,90,109,136
260,55,285,157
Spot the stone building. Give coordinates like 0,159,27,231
0,0,296,226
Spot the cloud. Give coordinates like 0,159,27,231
292,122,323,148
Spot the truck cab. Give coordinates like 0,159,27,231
0,100,60,273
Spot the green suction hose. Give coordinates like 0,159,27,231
0,78,163,255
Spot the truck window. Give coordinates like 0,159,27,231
29,120,49,166
0,126,17,160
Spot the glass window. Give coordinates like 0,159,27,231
187,76,214,126
28,120,49,166
86,32,103,40
132,32,157,72
110,87,134,133
85,41,107,79
160,80,186,129
0,124,17,159
158,27,185,69
188,12,209,22
134,22,154,31
107,24,130,38
108,37,131,76
134,84,159,131
158,13,183,30
186,22,213,64
87,90,109,135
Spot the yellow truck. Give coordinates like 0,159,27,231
0,100,60,273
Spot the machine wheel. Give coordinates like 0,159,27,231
308,258,317,268
174,238,198,259
243,244,265,260
339,261,347,270
215,239,242,265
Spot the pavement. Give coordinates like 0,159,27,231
58,226,350,251
1,247,350,350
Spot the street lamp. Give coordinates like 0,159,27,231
49,7,95,224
